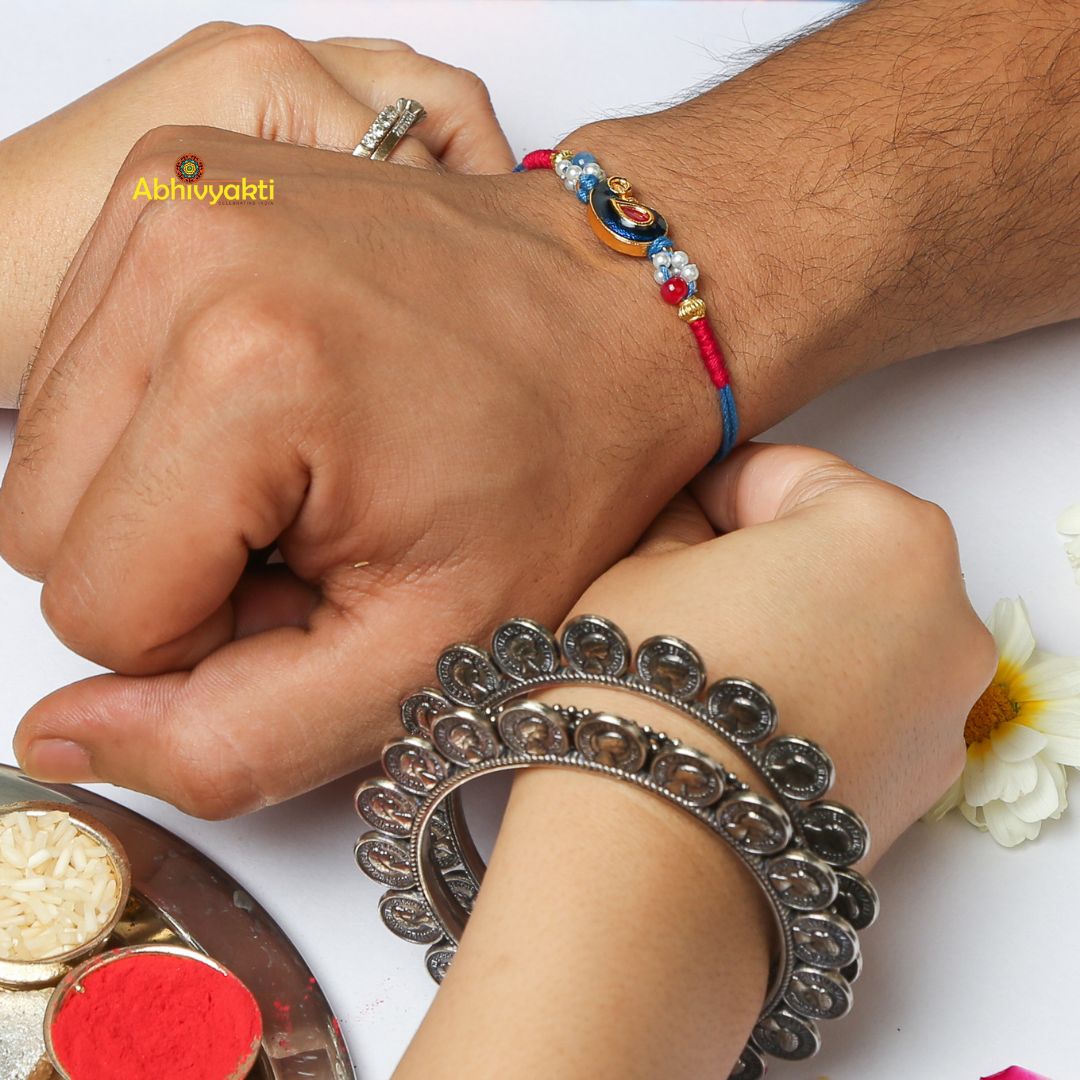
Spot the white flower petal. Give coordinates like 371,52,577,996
1056,502,1080,534
923,775,963,822
1009,755,1066,822
963,744,1037,804
1037,732,1080,767
963,743,1008,805
989,720,1048,762
983,800,1042,847
1027,699,1080,733
1065,536,1080,579
986,598,1036,669
958,801,987,830
1049,758,1069,817
1018,655,1080,699
1004,755,1039,800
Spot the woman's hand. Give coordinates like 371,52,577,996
0,22,513,403
394,444,995,1080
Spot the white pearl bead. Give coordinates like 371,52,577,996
582,162,603,177
654,269,669,285
564,177,579,192
565,164,583,180
680,264,699,282
670,250,689,269
554,159,569,178
651,252,672,268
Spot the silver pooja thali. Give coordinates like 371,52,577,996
0,765,354,1080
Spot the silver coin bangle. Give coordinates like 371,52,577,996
354,617,876,1077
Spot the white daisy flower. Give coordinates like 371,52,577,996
927,597,1080,847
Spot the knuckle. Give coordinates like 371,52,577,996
211,23,310,69
450,65,495,108
174,290,323,392
173,21,241,45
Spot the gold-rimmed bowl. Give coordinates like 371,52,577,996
43,944,263,1080
0,801,131,989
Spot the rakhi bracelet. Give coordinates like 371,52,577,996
353,617,877,1077
516,149,739,462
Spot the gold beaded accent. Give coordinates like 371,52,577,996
552,149,574,170
678,297,707,322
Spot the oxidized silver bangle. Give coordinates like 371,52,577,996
354,616,878,1079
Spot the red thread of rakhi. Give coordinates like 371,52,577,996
518,148,738,460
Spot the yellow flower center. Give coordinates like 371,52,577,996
964,682,1018,746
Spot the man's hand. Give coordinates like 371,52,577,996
0,128,720,816
0,22,513,403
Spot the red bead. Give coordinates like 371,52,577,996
661,277,689,305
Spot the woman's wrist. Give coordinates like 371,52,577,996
393,734,772,1080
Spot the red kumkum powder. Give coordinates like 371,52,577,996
50,952,262,1080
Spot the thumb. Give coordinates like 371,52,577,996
689,442,883,534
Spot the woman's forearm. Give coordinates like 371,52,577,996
577,0,1080,435
392,697,773,1080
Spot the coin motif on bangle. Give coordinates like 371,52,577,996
705,678,778,743
400,688,450,736
727,1044,766,1080
437,644,501,706
766,851,838,910
443,869,480,913
790,911,859,970
383,738,449,794
840,952,863,984
799,801,870,867
762,736,835,802
492,618,560,679
425,942,456,984
831,868,879,930
561,615,631,677
379,892,444,944
650,746,724,806
635,636,706,700
751,1008,821,1061
497,701,570,757
716,793,793,855
574,713,649,771
355,779,419,838
431,709,500,766
355,833,416,890
428,806,462,870
784,966,853,1021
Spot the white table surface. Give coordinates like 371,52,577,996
0,3,1072,1078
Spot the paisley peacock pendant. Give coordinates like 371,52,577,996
586,176,669,257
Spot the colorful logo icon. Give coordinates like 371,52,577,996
175,155,204,183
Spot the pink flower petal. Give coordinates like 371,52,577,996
981,1069,1055,1080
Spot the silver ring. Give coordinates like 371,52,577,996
352,98,427,161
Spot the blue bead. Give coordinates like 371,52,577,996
572,152,597,167
576,174,599,202
647,237,674,258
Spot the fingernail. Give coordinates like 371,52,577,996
19,739,100,783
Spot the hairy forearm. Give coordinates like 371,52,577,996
578,0,1080,436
